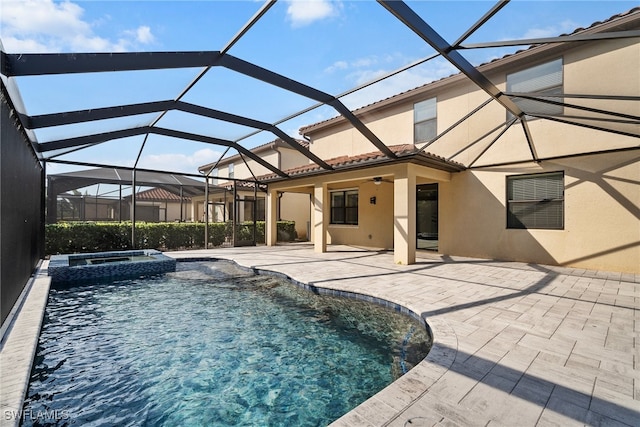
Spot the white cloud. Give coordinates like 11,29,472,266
523,20,579,39
286,0,341,28
340,58,458,110
324,53,409,75
324,60,349,73
124,25,155,45
0,0,156,52
138,148,223,174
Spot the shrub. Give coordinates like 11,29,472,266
45,221,296,255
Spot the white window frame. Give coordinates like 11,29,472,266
506,58,563,120
506,171,564,230
414,97,437,143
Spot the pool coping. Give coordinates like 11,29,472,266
2,246,638,426
0,254,448,427
0,261,51,427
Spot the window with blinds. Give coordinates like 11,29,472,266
507,172,564,229
330,189,358,225
507,58,563,119
414,97,437,143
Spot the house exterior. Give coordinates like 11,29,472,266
124,187,192,222
195,138,312,239
260,9,639,273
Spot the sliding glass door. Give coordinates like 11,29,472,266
416,183,438,250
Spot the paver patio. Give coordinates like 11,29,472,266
1,243,637,426
169,244,639,426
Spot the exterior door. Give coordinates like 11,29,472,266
416,183,438,250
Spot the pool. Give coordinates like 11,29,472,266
23,260,430,426
48,250,176,283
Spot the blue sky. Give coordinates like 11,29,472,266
1,0,636,179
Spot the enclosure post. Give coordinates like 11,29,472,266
232,183,237,247
46,175,57,224
131,169,136,249
40,161,46,258
204,175,209,249
252,183,257,245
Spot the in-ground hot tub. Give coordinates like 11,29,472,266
48,250,176,283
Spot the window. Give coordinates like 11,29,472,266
414,97,437,143
228,163,234,179
507,172,564,229
506,58,563,119
209,168,218,185
330,190,358,225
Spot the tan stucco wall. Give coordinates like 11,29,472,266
306,38,639,167
323,179,395,249
269,163,451,254
297,35,639,272
279,192,311,240
439,152,639,273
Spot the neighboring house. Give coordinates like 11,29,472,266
56,188,192,222
124,188,192,222
56,193,121,222
258,9,639,273
195,138,312,240
46,168,205,224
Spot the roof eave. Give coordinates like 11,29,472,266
262,153,465,184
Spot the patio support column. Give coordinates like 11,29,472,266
313,182,327,253
266,188,278,246
394,168,416,265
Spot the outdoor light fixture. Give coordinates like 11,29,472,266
373,177,382,185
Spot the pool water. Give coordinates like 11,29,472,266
23,260,430,426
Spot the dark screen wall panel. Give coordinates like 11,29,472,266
1,84,44,326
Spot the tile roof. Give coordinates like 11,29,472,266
129,187,191,202
259,144,465,182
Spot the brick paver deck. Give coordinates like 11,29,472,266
1,244,638,426
170,244,639,426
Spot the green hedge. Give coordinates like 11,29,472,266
45,221,297,255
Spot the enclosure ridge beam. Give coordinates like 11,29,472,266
452,0,510,48
26,99,333,170
1,51,224,76
220,0,276,55
219,53,397,159
25,100,176,128
378,0,537,161
149,127,289,178
3,48,395,160
37,126,152,152
459,30,640,49
37,125,289,178
328,100,397,158
378,0,524,118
